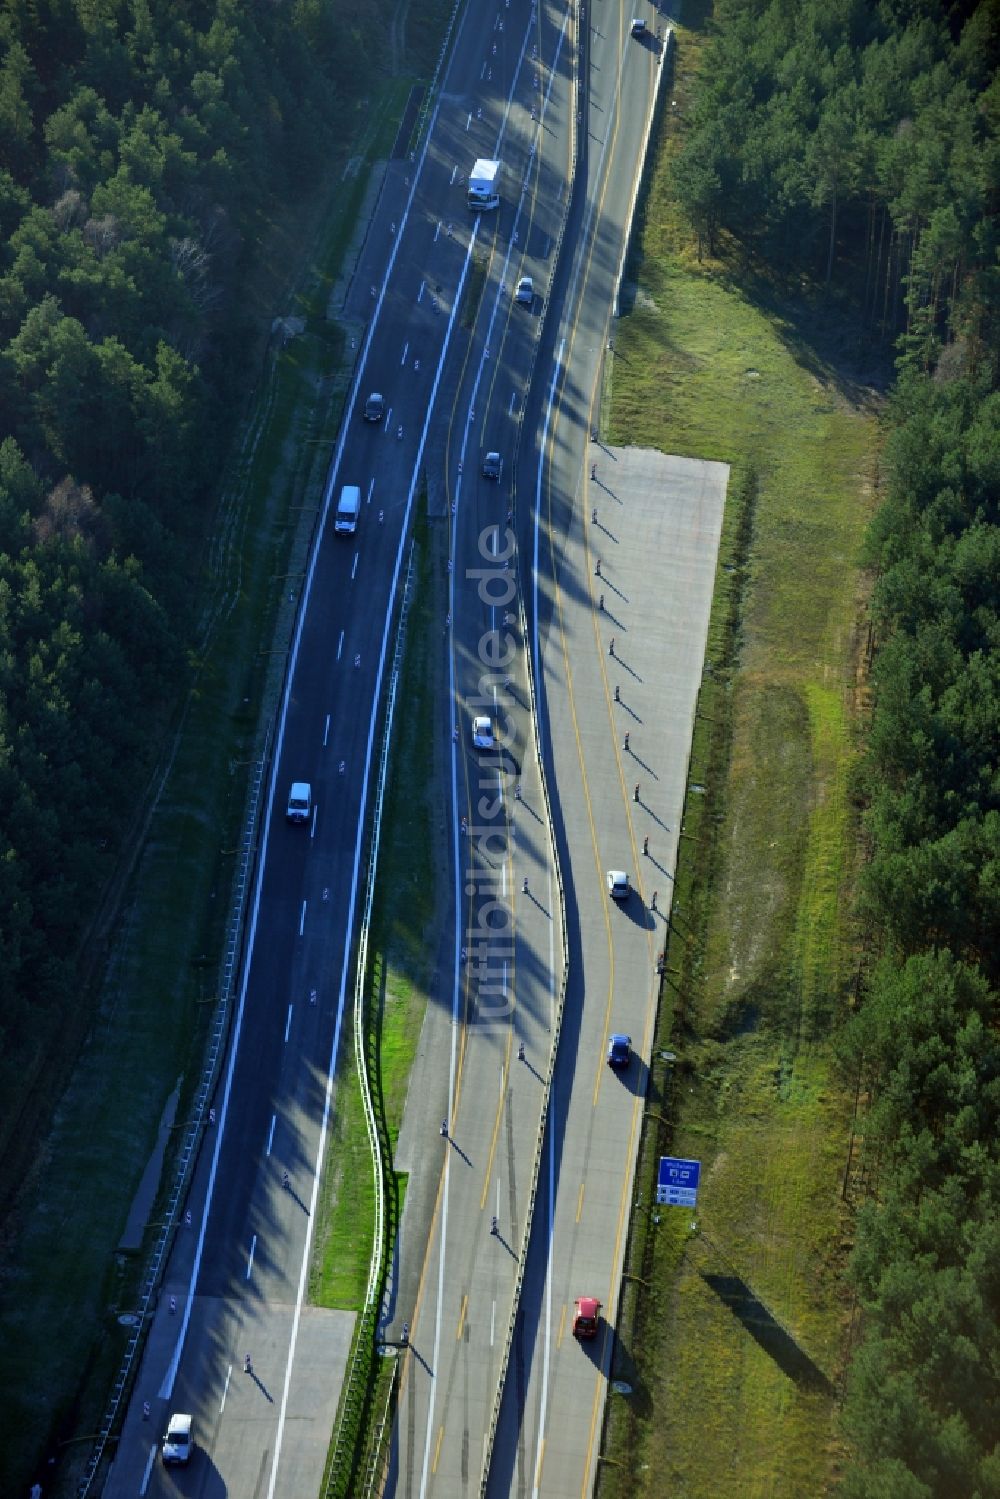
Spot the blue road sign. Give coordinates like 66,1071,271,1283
657,1156,701,1207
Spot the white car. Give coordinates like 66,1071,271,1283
515,276,534,306
472,716,495,750
607,869,630,901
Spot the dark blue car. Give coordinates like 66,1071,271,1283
607,1034,632,1069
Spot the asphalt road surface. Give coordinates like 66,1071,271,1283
382,0,578,1494
102,0,564,1492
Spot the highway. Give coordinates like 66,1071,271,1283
381,1,577,1493
105,0,575,1495
101,0,728,1493
386,3,711,1498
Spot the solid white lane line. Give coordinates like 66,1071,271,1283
531,1077,557,1499
525,4,632,1483
533,340,565,736
416,3,570,1485
139,1444,156,1494
159,24,465,1424
267,140,479,1499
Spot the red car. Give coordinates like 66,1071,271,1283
573,1296,602,1339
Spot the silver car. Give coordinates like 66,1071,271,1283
472,715,495,750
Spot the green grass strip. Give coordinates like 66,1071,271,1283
311,517,443,1309
597,22,876,1499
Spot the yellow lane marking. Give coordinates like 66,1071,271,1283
581,1321,610,1493
480,1051,511,1209
394,0,588,1460
533,5,660,1496
533,1436,547,1491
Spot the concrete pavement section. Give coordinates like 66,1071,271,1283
104,1075,357,1499
487,439,728,1497
107,1294,352,1497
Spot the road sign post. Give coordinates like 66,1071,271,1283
657,1156,701,1207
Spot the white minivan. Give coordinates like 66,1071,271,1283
335,484,361,534
286,782,312,824
162,1412,192,1465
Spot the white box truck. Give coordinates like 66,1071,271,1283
335,484,361,534
467,159,501,211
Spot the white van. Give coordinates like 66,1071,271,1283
286,782,312,824
335,485,361,534
162,1412,192,1465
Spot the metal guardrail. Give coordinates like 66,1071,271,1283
78,61,396,1489
476,0,584,1487
613,26,674,317
358,1354,400,1499
78,737,271,1497
81,9,665,1497
322,542,417,1497
80,253,369,1499
479,14,671,1492
328,8,589,1481
407,0,468,160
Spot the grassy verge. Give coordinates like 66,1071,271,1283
311,513,445,1499
597,20,878,1499
461,249,490,329
311,513,446,1309
0,75,417,1499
